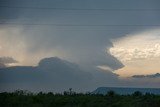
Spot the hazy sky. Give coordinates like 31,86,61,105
0,0,160,91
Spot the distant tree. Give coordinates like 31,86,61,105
69,88,72,95
107,90,116,97
14,90,27,95
63,88,76,95
133,91,142,97
63,91,69,95
0,90,160,107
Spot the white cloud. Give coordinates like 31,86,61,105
109,29,160,77
97,65,113,71
109,29,160,62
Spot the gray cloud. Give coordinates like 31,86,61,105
0,57,160,92
1,0,160,70
0,57,121,92
0,0,160,90
132,73,160,78
0,63,5,68
0,57,18,64
0,57,18,68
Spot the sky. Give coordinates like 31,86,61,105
0,0,160,92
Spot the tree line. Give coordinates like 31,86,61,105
0,89,160,107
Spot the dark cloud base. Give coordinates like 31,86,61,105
0,57,119,92
132,73,160,78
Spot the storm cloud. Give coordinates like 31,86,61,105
0,0,160,91
1,57,160,92
1,0,160,69
0,57,120,92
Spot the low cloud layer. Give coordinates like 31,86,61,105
0,57,121,92
1,57,160,92
132,73,160,78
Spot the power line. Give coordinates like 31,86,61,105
0,22,160,26
0,6,160,11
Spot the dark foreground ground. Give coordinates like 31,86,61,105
0,90,160,107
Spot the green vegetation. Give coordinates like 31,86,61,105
0,89,160,107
